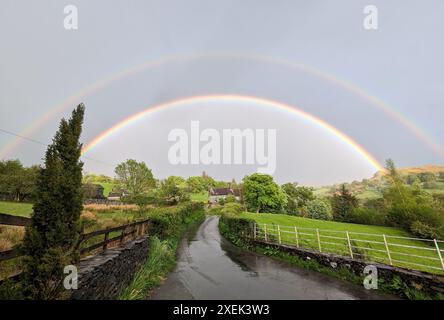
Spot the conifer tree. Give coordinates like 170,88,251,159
21,104,85,299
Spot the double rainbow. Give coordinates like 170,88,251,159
81,94,384,172
1,52,441,163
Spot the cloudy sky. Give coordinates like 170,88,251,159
0,0,443,185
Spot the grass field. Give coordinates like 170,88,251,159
191,192,208,203
98,182,115,197
240,212,444,274
0,201,33,217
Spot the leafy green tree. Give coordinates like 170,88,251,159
418,172,437,184
115,159,155,196
306,199,332,220
158,176,190,205
243,173,287,213
281,182,315,215
21,104,85,299
186,175,216,193
331,184,358,222
0,160,39,202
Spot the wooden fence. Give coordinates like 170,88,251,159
0,213,150,263
0,213,31,263
78,219,150,255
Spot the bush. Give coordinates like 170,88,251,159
225,194,236,203
221,202,243,216
306,199,332,220
387,203,444,239
148,202,204,240
207,206,223,215
410,221,440,239
219,216,255,240
349,207,387,226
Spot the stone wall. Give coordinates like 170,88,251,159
71,236,149,300
255,240,444,297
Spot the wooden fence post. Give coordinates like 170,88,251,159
383,234,392,265
346,231,353,258
120,226,126,244
253,223,257,240
264,224,268,242
316,229,322,252
103,229,109,251
294,226,299,248
434,239,444,271
277,225,281,244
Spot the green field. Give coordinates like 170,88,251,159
0,201,33,217
240,212,444,274
191,192,208,203
99,182,115,197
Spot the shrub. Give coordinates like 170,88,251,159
219,216,255,240
349,207,387,226
387,203,444,238
225,194,236,203
207,206,223,215
410,221,440,239
221,202,243,216
148,202,204,240
306,199,332,220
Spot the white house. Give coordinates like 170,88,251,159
208,188,241,204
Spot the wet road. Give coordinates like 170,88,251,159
150,216,395,300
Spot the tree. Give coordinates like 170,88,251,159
21,104,85,299
0,160,39,202
331,184,358,222
281,182,315,215
158,176,190,205
114,159,155,196
307,199,332,220
186,175,215,193
243,173,287,213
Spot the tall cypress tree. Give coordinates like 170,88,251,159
21,104,85,299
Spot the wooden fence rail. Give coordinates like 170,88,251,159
0,213,30,227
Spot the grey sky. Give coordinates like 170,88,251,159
0,1,443,185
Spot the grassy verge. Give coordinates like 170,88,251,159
118,202,205,300
219,215,443,300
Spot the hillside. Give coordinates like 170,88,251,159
314,164,444,201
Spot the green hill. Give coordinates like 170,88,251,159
315,165,444,201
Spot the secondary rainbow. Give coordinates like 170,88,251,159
81,94,384,172
1,52,442,160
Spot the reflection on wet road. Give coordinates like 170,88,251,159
150,216,394,300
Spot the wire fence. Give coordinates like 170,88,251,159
253,222,444,274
